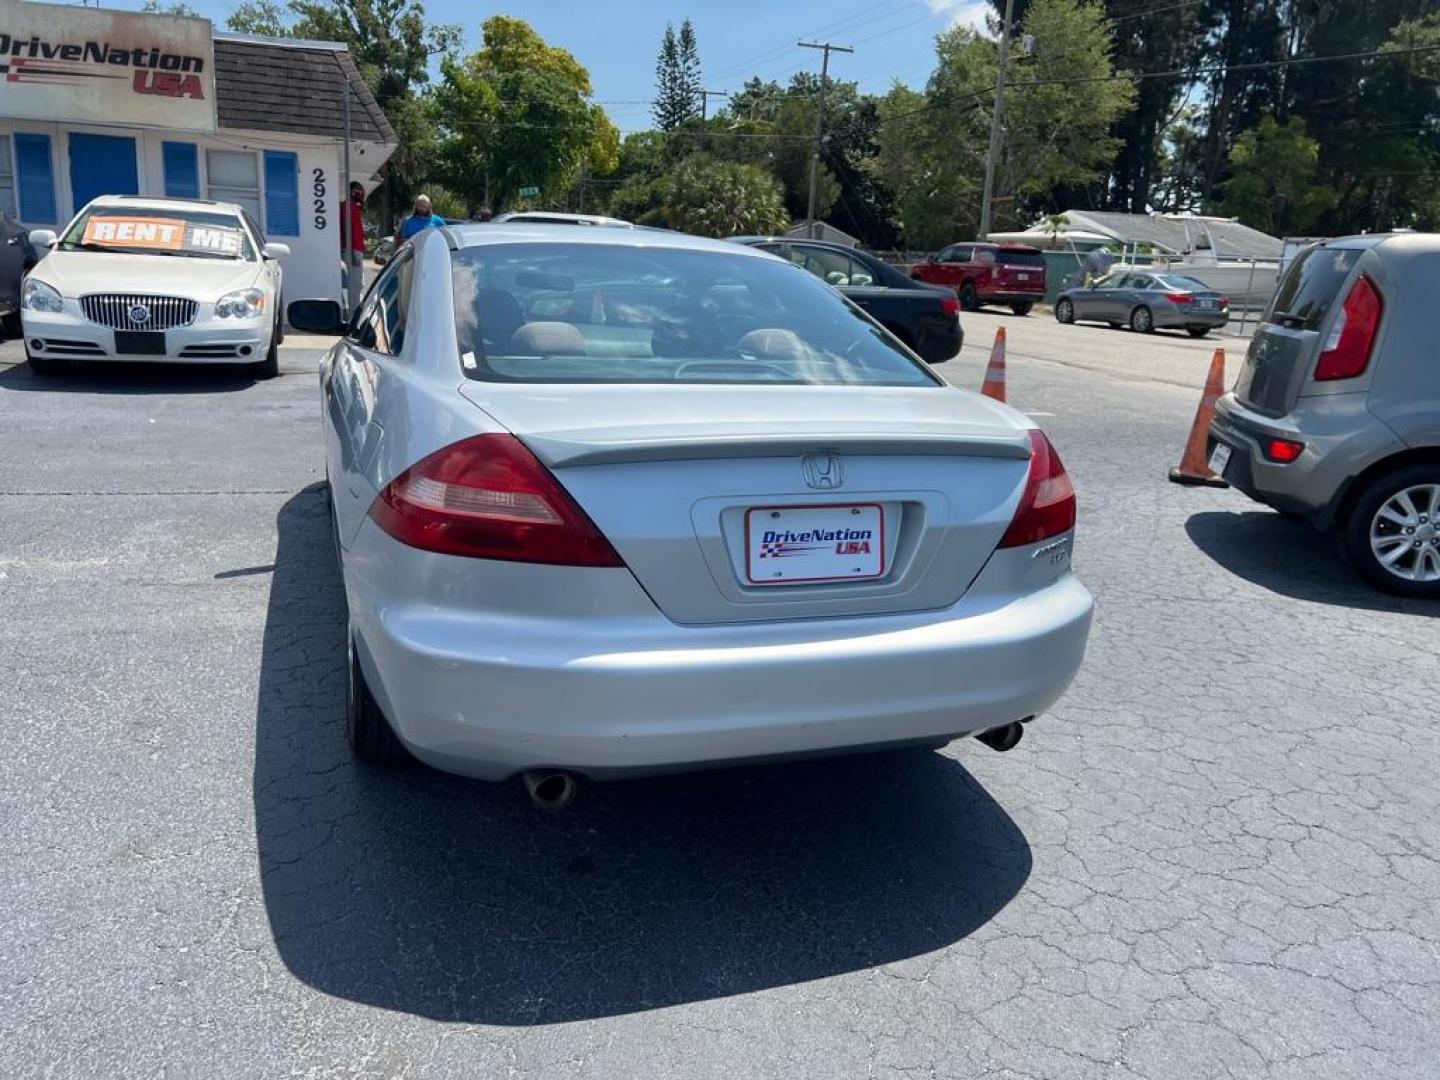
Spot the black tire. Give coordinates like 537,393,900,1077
346,634,408,763
252,318,280,379
1341,463,1440,598
26,350,64,376
959,283,980,312
1187,327,1210,339
1130,305,1155,333
1010,301,1033,317
1055,298,1074,324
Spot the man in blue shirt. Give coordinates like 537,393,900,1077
398,194,446,241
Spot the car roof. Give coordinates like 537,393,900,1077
88,194,243,215
491,211,634,227
443,223,778,258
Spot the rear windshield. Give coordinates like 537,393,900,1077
451,243,940,386
997,249,1045,268
1155,274,1210,291
1268,246,1361,330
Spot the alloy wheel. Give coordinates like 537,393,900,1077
1369,483,1440,582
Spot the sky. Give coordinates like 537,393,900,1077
121,0,996,133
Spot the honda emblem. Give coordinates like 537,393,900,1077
801,452,843,490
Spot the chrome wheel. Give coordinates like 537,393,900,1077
1131,306,1153,333
1056,299,1073,324
1369,483,1440,582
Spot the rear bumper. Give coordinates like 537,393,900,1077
347,523,1093,781
916,322,963,364
1209,392,1402,527
1156,308,1229,329
980,290,1045,303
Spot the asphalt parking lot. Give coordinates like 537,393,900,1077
2,315,1437,1078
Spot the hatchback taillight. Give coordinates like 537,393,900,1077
1315,274,1383,381
999,430,1076,548
370,434,625,566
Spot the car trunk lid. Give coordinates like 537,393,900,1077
1235,243,1367,417
459,382,1034,625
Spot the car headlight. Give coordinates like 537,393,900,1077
215,288,267,319
21,278,64,314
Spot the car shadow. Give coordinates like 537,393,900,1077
1186,510,1438,616
0,358,257,394
256,484,1034,1024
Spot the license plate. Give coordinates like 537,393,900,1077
1016,273,1030,281
1197,300,1216,310
746,504,885,585
1208,444,1232,476
114,330,166,355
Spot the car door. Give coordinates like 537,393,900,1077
324,247,415,546
1117,272,1157,319
934,244,969,289
0,212,27,314
1072,271,1116,321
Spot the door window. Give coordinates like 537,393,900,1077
939,245,970,263
1121,273,1153,289
350,249,414,356
790,245,862,286
206,149,261,219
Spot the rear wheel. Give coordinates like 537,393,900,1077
1187,326,1210,339
1342,466,1440,598
346,634,409,763
1054,298,1074,324
1010,301,1033,317
959,282,980,312
1130,305,1154,334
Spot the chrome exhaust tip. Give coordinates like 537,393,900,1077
522,770,578,811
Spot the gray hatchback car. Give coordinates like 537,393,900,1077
1208,234,1440,597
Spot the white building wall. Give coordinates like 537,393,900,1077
2,120,347,306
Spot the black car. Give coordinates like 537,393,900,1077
731,236,962,364
1,210,37,338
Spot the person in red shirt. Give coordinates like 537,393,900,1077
341,181,366,314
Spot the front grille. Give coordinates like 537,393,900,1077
81,294,198,331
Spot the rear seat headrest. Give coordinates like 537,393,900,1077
508,322,587,355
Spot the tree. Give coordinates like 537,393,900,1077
1214,116,1335,234
140,0,201,15
226,0,290,36
657,156,788,237
653,21,701,131
433,17,620,213
875,0,1133,247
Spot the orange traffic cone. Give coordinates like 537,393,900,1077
1168,347,1231,487
981,327,1007,402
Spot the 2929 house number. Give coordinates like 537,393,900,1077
313,168,328,231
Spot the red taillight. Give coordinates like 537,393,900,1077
1218,296,1230,308
1264,437,1305,463
999,430,1076,548
369,434,625,566
1164,292,1195,306
940,296,960,317
1315,274,1383,381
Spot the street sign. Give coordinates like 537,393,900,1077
518,186,540,197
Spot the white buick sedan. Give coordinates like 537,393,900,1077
21,195,289,378
289,223,1093,808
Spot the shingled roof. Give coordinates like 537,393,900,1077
214,35,397,145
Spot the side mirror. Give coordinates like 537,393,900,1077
29,229,57,248
287,298,345,335
262,242,291,260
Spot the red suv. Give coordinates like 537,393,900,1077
910,242,1047,315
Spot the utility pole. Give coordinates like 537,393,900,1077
977,0,1015,241
798,40,853,239
697,89,728,153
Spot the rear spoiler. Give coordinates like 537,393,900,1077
522,431,1033,468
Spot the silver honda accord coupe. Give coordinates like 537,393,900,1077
300,224,1093,795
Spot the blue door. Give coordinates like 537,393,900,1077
68,133,139,212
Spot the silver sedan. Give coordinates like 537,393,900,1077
291,225,1092,801
1055,270,1230,337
